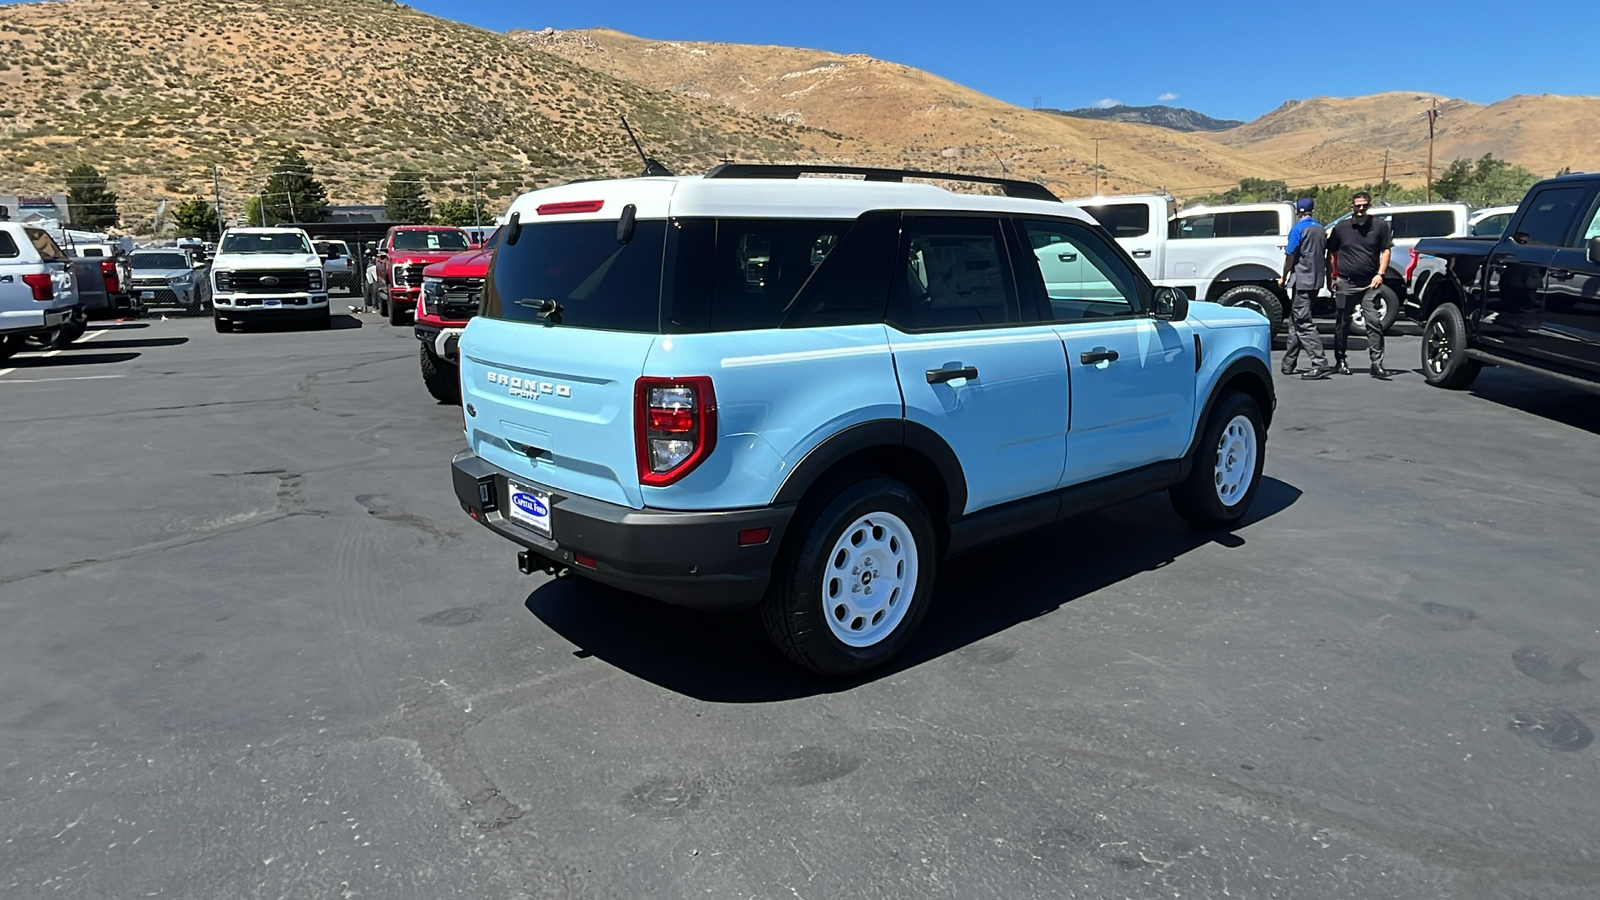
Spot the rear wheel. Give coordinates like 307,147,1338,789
1421,302,1482,390
760,477,937,676
0,335,20,360
1216,284,1284,331
420,343,460,404
55,316,86,346
1170,391,1266,529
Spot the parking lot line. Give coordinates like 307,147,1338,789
0,327,110,379
0,374,126,384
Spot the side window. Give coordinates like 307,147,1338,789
1215,210,1281,237
1082,203,1151,239
1515,188,1588,246
1387,210,1457,239
1472,214,1510,238
1572,197,1600,246
706,219,850,331
1017,218,1141,322
0,231,19,259
26,228,67,262
888,216,1020,331
1173,214,1214,239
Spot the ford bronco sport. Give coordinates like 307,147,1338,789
452,165,1275,675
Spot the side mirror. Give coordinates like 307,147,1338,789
1150,285,1189,322
1588,236,1600,267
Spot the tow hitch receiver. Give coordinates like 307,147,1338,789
518,549,570,579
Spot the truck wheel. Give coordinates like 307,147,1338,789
56,318,86,346
760,477,937,676
315,309,333,330
1349,285,1400,335
213,315,231,333
387,296,408,326
419,343,461,404
1169,391,1266,529
0,335,19,361
1216,284,1284,331
1422,302,1482,390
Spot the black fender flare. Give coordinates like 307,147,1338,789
1209,264,1284,299
1183,355,1276,466
772,420,968,519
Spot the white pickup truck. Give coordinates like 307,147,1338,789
1,222,83,358
209,226,331,332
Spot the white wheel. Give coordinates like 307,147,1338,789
822,511,919,648
1213,415,1258,507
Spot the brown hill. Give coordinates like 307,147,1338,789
1210,92,1600,183
517,28,1313,199
0,0,877,228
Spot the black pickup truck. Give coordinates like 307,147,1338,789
1406,173,1600,392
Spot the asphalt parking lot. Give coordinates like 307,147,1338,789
3,315,1599,899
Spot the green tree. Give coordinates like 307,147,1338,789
259,148,328,224
172,198,219,238
243,195,264,227
433,198,480,227
1432,154,1540,206
65,163,119,228
384,171,431,223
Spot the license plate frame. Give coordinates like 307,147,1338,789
263,298,283,308
506,482,552,536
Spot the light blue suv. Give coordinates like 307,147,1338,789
452,165,1275,675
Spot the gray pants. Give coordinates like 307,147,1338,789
1331,277,1385,367
1281,289,1326,371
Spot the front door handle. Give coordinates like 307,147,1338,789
1079,348,1120,365
1131,250,1152,259
1549,268,1575,281
926,366,978,384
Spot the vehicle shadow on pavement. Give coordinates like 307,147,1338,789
329,315,364,330
69,336,189,350
1452,368,1600,435
4,351,140,368
522,477,1301,702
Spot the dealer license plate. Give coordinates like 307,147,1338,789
506,482,552,536
140,290,155,300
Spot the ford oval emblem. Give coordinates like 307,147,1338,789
260,275,280,285
514,494,548,517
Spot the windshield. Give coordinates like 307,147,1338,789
392,230,469,252
220,232,311,255
131,253,190,269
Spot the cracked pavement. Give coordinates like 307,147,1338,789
2,316,1599,898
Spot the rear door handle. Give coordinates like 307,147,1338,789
926,366,978,384
1079,348,1120,365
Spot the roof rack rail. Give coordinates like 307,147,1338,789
703,163,1060,203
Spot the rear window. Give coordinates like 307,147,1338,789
1384,211,1457,239
484,220,668,332
1081,203,1151,238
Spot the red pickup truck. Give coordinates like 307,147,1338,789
415,230,496,403
371,225,472,326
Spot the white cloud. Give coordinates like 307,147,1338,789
1157,92,1180,102
1094,98,1124,109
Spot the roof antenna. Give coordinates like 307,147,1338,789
620,116,673,177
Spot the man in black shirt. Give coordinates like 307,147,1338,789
1326,192,1395,378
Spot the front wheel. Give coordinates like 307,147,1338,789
213,315,231,333
419,343,460,404
1216,284,1284,331
1421,302,1482,390
760,477,937,676
387,295,408,326
1170,391,1266,529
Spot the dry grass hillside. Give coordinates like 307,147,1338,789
0,0,877,227
1212,92,1600,183
517,28,1313,199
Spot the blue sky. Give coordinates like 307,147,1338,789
409,0,1596,121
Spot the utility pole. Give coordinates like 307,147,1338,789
470,168,481,227
1380,149,1390,203
211,165,224,236
1425,98,1440,202
1092,138,1104,196
283,171,297,224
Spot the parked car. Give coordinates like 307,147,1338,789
60,239,134,321
209,226,330,332
1,222,83,356
367,226,472,326
451,164,1275,675
1406,173,1600,391
313,238,357,294
1468,205,1519,238
416,228,497,403
126,248,210,316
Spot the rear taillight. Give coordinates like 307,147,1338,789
635,376,717,487
22,273,53,301
100,259,120,293
1404,248,1420,283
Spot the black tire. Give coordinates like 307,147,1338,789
760,476,938,676
0,335,19,361
1421,302,1482,390
387,294,408,326
1349,284,1400,335
314,309,333,330
1169,391,1266,529
24,327,66,350
419,343,461,404
1216,284,1284,331
213,315,231,333
56,318,86,346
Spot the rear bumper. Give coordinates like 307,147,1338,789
0,303,81,336
451,449,795,611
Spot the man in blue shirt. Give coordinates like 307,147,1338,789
1278,197,1331,379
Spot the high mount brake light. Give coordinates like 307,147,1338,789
537,200,605,216
635,376,717,487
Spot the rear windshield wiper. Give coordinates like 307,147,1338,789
514,298,564,325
